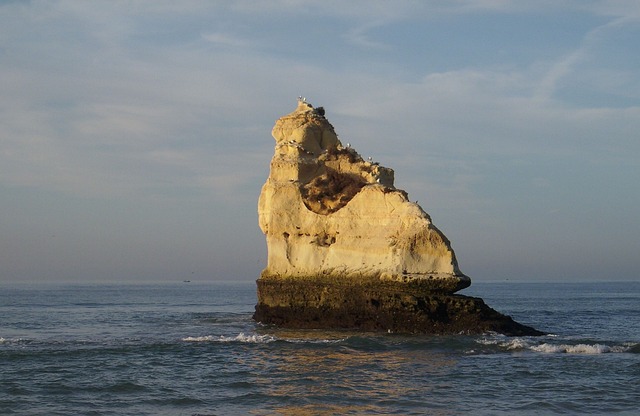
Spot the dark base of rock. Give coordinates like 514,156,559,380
253,277,544,336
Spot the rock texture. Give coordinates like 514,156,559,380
254,100,542,336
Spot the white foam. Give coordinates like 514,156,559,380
531,343,627,354
476,338,498,346
182,333,347,345
0,337,26,344
286,337,345,344
503,338,530,350
476,337,531,350
476,337,632,354
182,335,217,342
182,333,276,343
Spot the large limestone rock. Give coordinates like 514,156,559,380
258,100,468,292
254,100,542,336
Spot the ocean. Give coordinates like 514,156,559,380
1,280,638,415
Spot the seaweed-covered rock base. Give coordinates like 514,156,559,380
254,276,543,336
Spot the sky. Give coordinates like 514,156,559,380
1,1,639,284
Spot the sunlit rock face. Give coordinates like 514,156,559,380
254,100,542,336
257,99,469,293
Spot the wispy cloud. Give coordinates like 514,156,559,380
534,15,640,102
201,32,250,48
343,21,391,49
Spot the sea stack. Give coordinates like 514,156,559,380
253,99,542,336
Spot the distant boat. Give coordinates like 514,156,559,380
183,280,191,283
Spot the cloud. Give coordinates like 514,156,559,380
343,21,392,49
2,1,637,200
201,32,250,48
534,15,640,102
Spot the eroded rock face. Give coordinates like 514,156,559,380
254,100,543,336
258,100,469,293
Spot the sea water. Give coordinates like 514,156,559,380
1,281,638,415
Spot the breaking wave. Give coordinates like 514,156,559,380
477,337,637,354
530,343,630,354
183,333,277,343
0,337,28,344
182,332,347,345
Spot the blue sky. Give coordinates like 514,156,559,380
1,1,638,283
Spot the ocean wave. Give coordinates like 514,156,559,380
182,333,277,343
286,337,345,344
182,332,347,345
530,343,629,354
477,337,637,354
0,337,29,344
